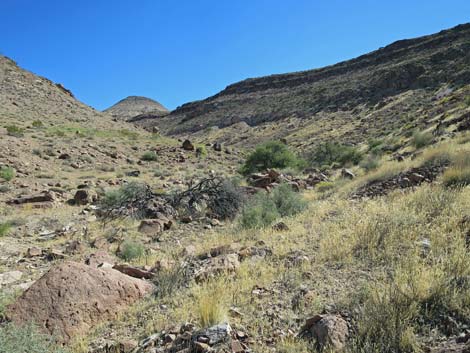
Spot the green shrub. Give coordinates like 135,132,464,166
119,240,145,261
240,184,307,229
308,142,363,168
465,96,470,107
0,166,15,181
0,222,12,237
99,182,152,222
360,156,380,172
411,130,433,149
31,120,43,128
271,183,307,217
196,145,207,158
0,323,67,353
241,141,303,175
141,151,158,161
5,125,24,137
240,193,280,229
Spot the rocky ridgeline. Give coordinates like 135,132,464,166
143,24,470,135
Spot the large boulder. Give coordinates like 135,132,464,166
7,261,153,344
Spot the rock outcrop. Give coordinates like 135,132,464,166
7,261,153,344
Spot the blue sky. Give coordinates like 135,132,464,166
1,1,470,111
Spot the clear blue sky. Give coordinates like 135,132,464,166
1,0,469,111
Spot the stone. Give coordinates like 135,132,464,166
192,323,232,346
272,221,289,231
26,246,42,257
65,240,85,255
138,218,172,235
112,264,154,279
7,261,152,344
182,139,195,151
300,315,349,351
74,189,96,205
213,142,222,152
0,270,23,286
194,254,240,282
7,191,55,205
341,168,355,179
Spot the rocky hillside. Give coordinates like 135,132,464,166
139,23,470,148
0,55,112,127
104,96,169,121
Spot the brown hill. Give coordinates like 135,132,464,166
104,96,169,121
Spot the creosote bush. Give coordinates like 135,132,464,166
119,239,145,261
411,130,433,149
241,141,304,175
141,151,158,161
0,222,12,237
0,166,15,182
5,125,25,137
308,142,363,169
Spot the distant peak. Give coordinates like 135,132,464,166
104,95,169,121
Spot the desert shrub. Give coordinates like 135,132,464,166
240,193,280,229
196,145,207,158
360,156,380,171
240,184,306,229
31,120,43,128
141,151,158,161
119,240,145,261
170,177,244,220
0,166,15,181
0,323,68,353
351,282,420,353
0,185,10,193
0,222,12,237
241,141,303,175
0,291,15,320
411,130,433,149
5,125,24,137
206,179,244,220
465,96,470,107
271,183,307,217
99,182,153,222
153,260,192,299
308,142,363,168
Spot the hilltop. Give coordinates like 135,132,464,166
104,96,169,121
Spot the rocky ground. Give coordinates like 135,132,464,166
1,25,470,353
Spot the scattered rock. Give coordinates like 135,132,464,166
272,221,289,231
112,264,154,279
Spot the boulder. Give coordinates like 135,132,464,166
300,314,349,351
138,217,172,235
7,261,153,343
7,191,55,205
213,142,222,152
182,139,195,151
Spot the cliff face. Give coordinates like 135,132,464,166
142,24,470,137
